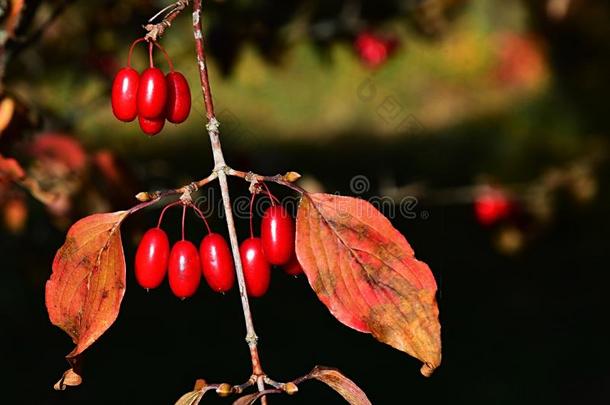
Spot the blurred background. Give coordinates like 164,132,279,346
1,0,609,403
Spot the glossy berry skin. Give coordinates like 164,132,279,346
283,254,304,276
111,67,139,122
261,205,294,265
168,240,201,299
137,67,168,119
134,228,170,289
240,238,271,297
166,72,191,124
138,115,165,136
200,233,235,293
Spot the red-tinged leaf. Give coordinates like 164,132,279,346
293,366,371,405
232,390,281,405
0,154,26,181
4,0,25,37
45,211,129,388
296,193,441,376
30,132,87,172
0,97,15,134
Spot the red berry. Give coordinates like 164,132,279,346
111,67,139,122
261,205,294,265
134,228,170,289
200,233,235,293
168,240,201,298
283,254,304,276
354,32,396,68
138,115,165,136
474,189,512,226
240,238,271,297
166,71,191,124
137,67,168,119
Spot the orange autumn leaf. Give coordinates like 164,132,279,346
296,193,441,376
45,211,129,388
0,97,16,134
0,154,26,181
3,0,25,37
30,132,88,172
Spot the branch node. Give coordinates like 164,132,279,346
180,182,198,204
245,333,259,347
245,173,263,194
206,117,220,133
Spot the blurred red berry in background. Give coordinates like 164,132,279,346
474,187,513,226
354,32,398,68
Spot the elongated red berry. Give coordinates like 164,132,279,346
240,238,271,297
138,115,165,136
200,233,235,293
137,67,167,119
111,67,139,122
261,205,294,265
283,254,303,276
135,228,170,289
166,71,191,124
168,240,201,298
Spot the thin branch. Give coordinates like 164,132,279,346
144,0,190,42
191,1,268,403
227,169,305,194
134,171,217,202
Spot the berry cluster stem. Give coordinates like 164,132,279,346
191,0,267,402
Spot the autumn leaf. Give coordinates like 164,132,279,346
0,154,26,181
30,132,88,172
53,367,83,391
232,390,281,405
0,97,15,134
296,193,441,376
45,211,130,389
293,366,371,405
175,391,206,405
175,380,216,405
3,0,25,37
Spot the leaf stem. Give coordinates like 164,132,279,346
192,1,268,402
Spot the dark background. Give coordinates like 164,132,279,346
1,0,610,403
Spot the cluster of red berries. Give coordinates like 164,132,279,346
134,203,233,298
111,38,191,136
134,189,302,299
240,201,302,297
